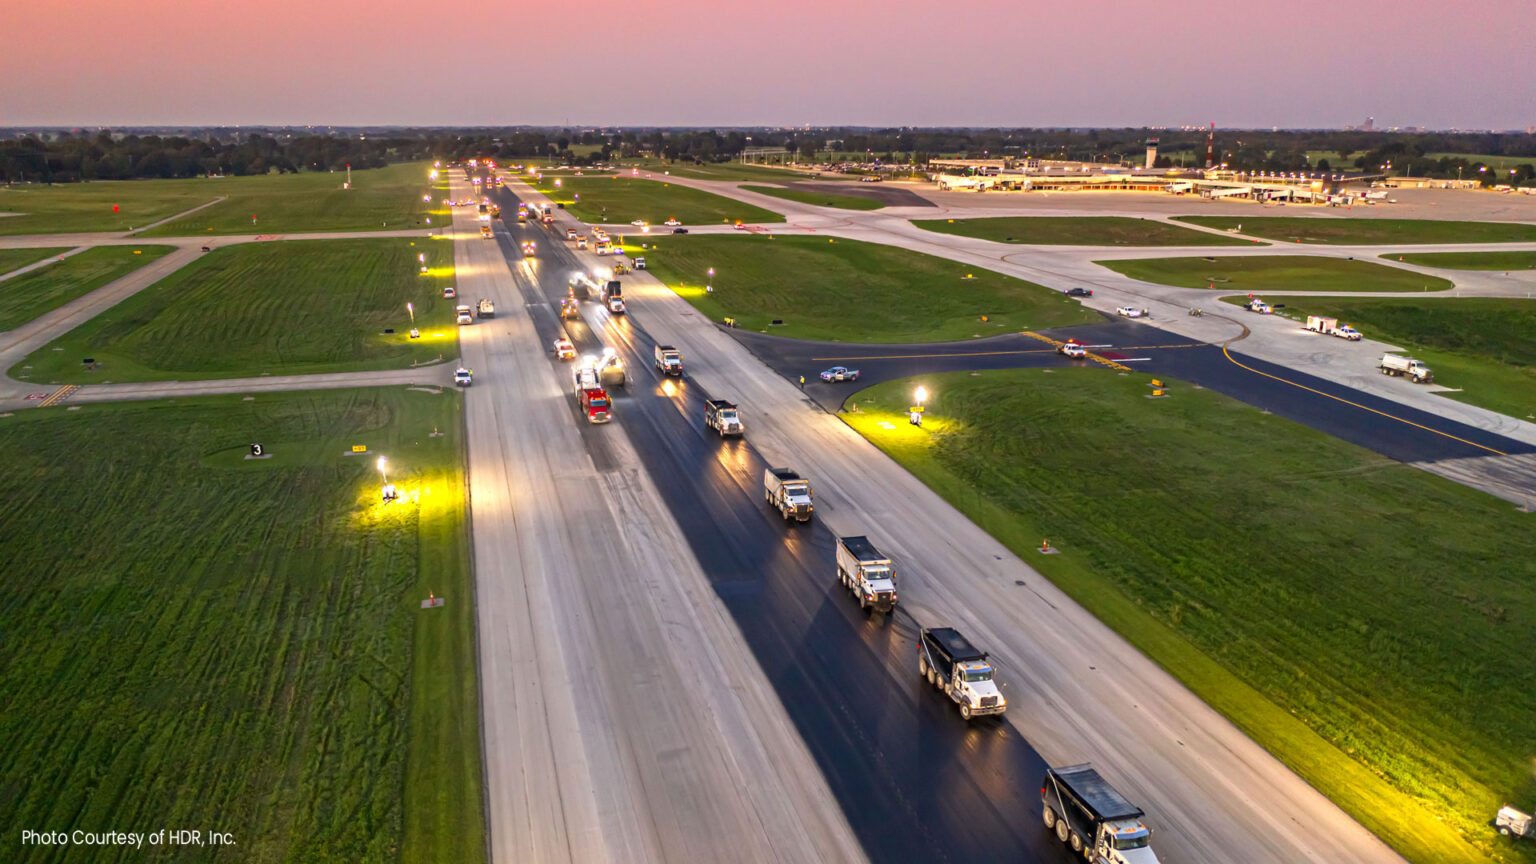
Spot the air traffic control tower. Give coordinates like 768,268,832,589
1145,138,1158,170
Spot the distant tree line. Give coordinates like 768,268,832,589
0,131,431,182
4,127,1532,186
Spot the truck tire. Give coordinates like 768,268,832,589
919,655,928,678
959,703,972,721
1042,806,1057,830
1056,821,1070,844
1069,832,1083,854
927,667,938,687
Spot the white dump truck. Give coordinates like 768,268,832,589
837,535,898,613
1042,764,1162,863
704,399,744,437
763,467,814,522
1379,353,1433,383
1305,315,1360,340
918,627,1005,719
654,344,683,376
477,298,496,318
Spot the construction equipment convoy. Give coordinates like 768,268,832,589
704,399,744,437
919,627,1005,719
1042,764,1161,863
1306,315,1361,340
572,364,612,424
837,536,898,612
654,344,683,376
1379,353,1434,383
763,468,814,522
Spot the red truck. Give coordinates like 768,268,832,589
574,365,612,424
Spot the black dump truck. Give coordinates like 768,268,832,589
1041,763,1161,863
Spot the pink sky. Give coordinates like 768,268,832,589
4,0,1533,128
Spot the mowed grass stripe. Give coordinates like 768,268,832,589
1098,254,1455,292
1387,250,1536,270
0,246,72,276
0,245,174,331
914,215,1257,246
16,238,458,383
1174,215,1536,245
739,184,884,210
524,174,783,226
140,161,442,236
0,389,480,864
842,368,1535,864
634,234,1097,343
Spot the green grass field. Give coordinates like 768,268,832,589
139,162,441,236
1426,153,1536,171
843,368,1536,864
630,234,1097,342
0,179,222,236
1388,250,1536,270
522,174,782,226
14,238,458,384
1174,216,1536,245
913,216,1258,246
0,246,174,331
0,388,481,864
0,245,71,275
737,184,884,210
1099,254,1454,292
622,158,815,182
1263,297,1536,419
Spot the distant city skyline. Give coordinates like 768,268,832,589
4,0,1533,129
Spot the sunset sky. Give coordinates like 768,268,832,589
5,0,1533,128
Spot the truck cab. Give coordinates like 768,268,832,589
577,235,587,249
837,536,897,612
573,366,611,424
919,627,1005,719
477,299,495,318
654,344,683,376
704,399,744,437
1042,764,1161,864
763,467,814,522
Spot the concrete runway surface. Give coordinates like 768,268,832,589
492,174,1407,864
453,182,866,864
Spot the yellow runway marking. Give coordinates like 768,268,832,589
1219,346,1506,456
36,385,78,408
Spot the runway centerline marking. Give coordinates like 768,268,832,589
1219,346,1507,457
